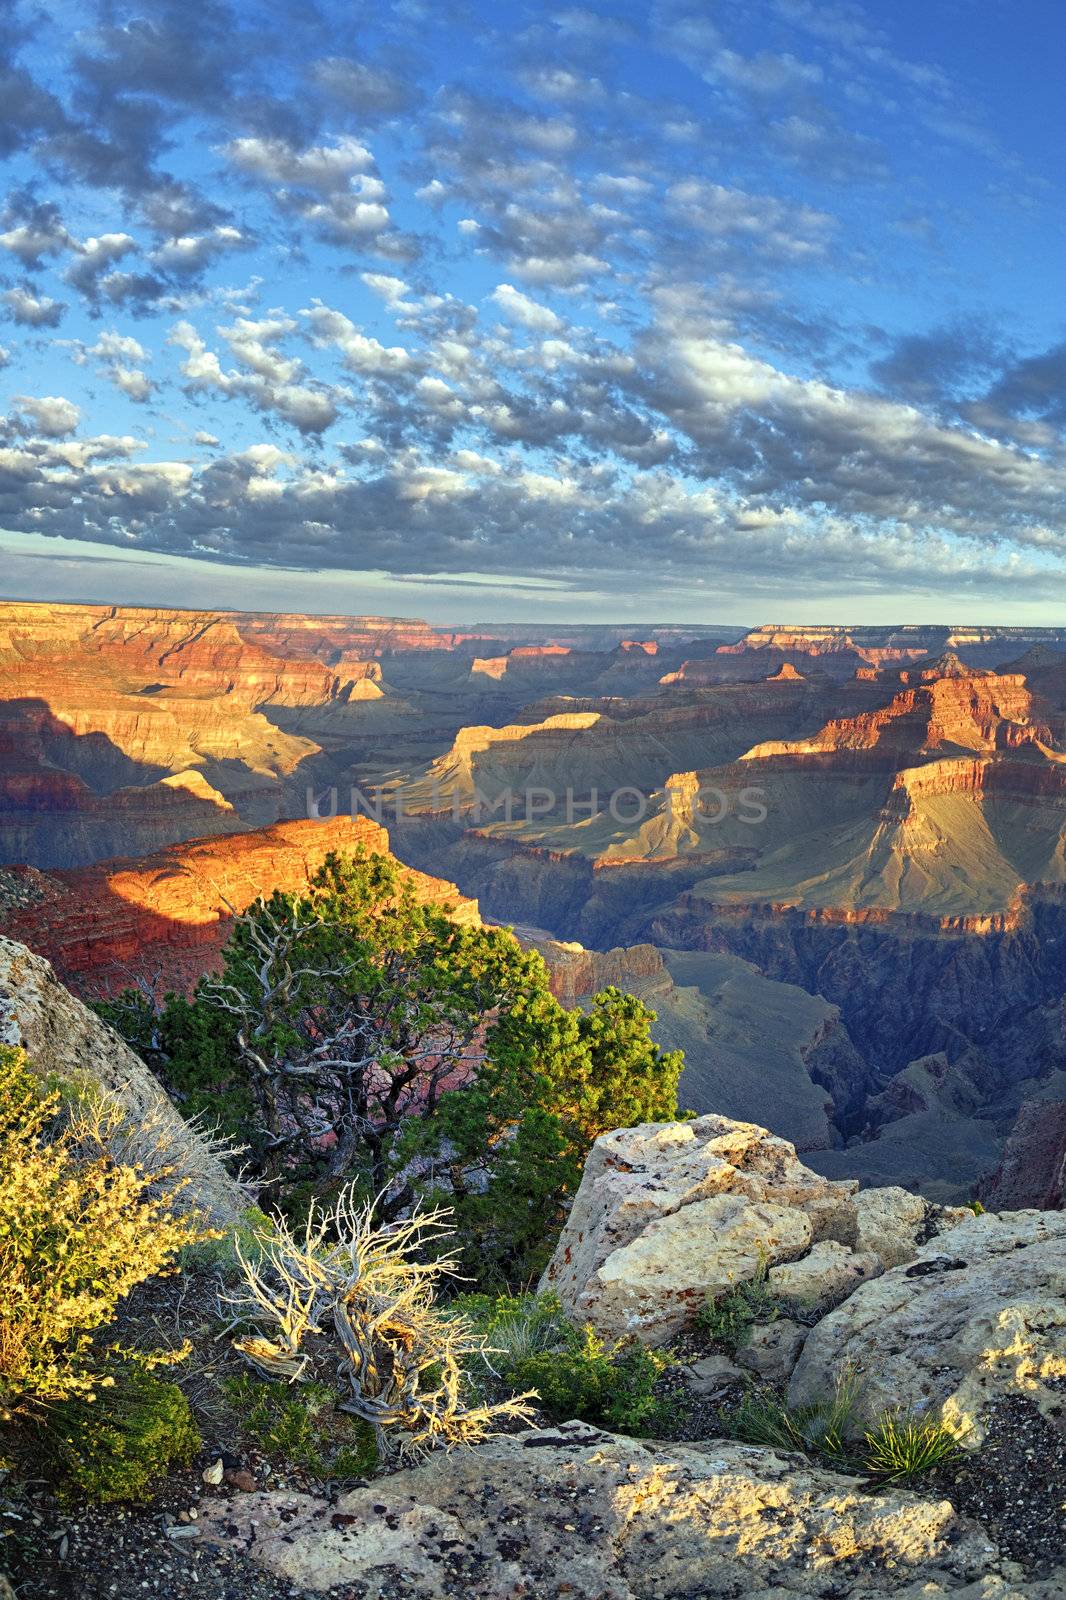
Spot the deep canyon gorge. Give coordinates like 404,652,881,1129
2,600,1065,1207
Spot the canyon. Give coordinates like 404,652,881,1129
2,600,1065,1203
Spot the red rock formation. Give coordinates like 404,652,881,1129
1,816,479,998
743,665,1040,759
528,936,668,1005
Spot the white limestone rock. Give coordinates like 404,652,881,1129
197,1422,1060,1598
788,1209,1066,1443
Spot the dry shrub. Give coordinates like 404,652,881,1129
0,1045,211,1417
227,1190,535,1459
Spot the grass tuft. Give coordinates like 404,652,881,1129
861,1412,961,1482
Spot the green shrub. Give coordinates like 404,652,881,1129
452,1291,575,1370
860,1412,961,1482
224,1375,376,1478
459,1292,676,1437
724,1375,960,1484
46,1370,199,1503
697,1258,779,1349
519,1329,674,1435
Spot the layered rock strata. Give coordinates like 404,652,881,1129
0,816,478,997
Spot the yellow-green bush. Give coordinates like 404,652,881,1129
0,1045,209,1418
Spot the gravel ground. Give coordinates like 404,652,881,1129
3,1455,380,1600
946,1391,1066,1577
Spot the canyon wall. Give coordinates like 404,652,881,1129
5,602,1066,1204
0,816,478,998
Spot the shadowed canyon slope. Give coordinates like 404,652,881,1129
4,602,1066,1203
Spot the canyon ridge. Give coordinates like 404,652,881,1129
2,600,1065,1206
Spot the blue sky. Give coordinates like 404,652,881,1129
1,0,1064,622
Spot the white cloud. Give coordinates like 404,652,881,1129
152,227,246,274
361,272,412,305
2,287,65,327
224,134,375,190
489,283,562,331
303,300,415,374
0,220,71,265
169,317,343,433
13,394,80,436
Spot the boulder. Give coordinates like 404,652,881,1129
542,1116,979,1346
541,1116,858,1343
0,935,246,1226
769,1240,882,1309
197,1421,1061,1598
591,1194,812,1344
788,1210,1066,1443
850,1186,931,1267
736,1318,807,1381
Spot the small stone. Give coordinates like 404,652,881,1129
224,1468,257,1492
202,1459,225,1486
683,1353,744,1395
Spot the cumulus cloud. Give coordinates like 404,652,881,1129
2,285,65,326
666,180,833,259
151,225,246,275
170,315,344,433
0,0,1060,610
312,56,421,120
66,329,155,402
12,394,80,436
64,231,140,300
0,194,71,266
303,300,415,375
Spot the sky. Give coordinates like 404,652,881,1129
1,0,1065,623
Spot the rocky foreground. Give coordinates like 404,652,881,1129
3,931,1063,1596
184,1114,1065,1597
196,1422,1062,1599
